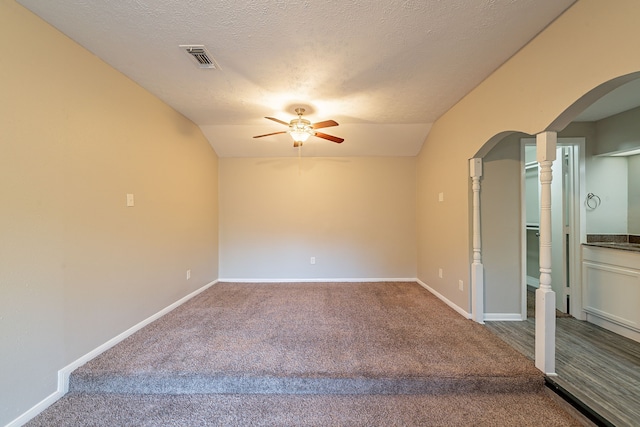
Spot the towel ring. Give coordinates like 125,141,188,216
585,192,601,210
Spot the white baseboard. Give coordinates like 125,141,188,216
416,279,471,319
586,312,640,343
526,275,540,287
484,313,524,321
58,279,218,391
217,278,417,283
6,280,218,427
5,389,64,427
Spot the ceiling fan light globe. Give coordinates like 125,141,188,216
289,129,312,143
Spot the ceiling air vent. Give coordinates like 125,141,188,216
179,45,219,69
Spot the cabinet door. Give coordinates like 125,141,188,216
582,252,640,335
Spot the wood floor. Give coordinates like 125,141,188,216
486,310,640,427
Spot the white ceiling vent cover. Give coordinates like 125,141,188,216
179,45,219,69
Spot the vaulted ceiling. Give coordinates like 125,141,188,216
18,0,577,157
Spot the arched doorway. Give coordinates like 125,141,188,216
474,73,640,426
474,72,640,325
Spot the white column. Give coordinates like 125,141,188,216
470,158,484,324
535,131,557,375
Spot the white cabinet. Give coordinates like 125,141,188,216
582,245,640,343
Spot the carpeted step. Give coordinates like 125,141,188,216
68,282,546,397
27,391,584,427
68,371,544,395
30,283,585,425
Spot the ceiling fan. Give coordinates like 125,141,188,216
253,108,344,147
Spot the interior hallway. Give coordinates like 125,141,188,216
485,300,640,427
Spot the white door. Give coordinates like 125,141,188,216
550,147,569,312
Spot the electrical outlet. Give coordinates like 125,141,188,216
438,268,443,279
438,192,444,202
310,257,316,265
459,280,464,291
186,269,191,280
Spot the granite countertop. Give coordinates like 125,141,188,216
583,242,640,253
583,234,640,253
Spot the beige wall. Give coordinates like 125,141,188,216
219,157,416,280
417,0,640,312
0,1,219,424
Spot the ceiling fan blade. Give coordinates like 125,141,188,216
265,116,290,126
312,120,339,129
314,132,344,144
253,131,287,138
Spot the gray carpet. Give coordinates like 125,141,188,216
27,282,583,426
26,392,583,426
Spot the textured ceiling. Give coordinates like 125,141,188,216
17,0,576,157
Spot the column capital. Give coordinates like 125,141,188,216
469,158,483,178
536,131,557,163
